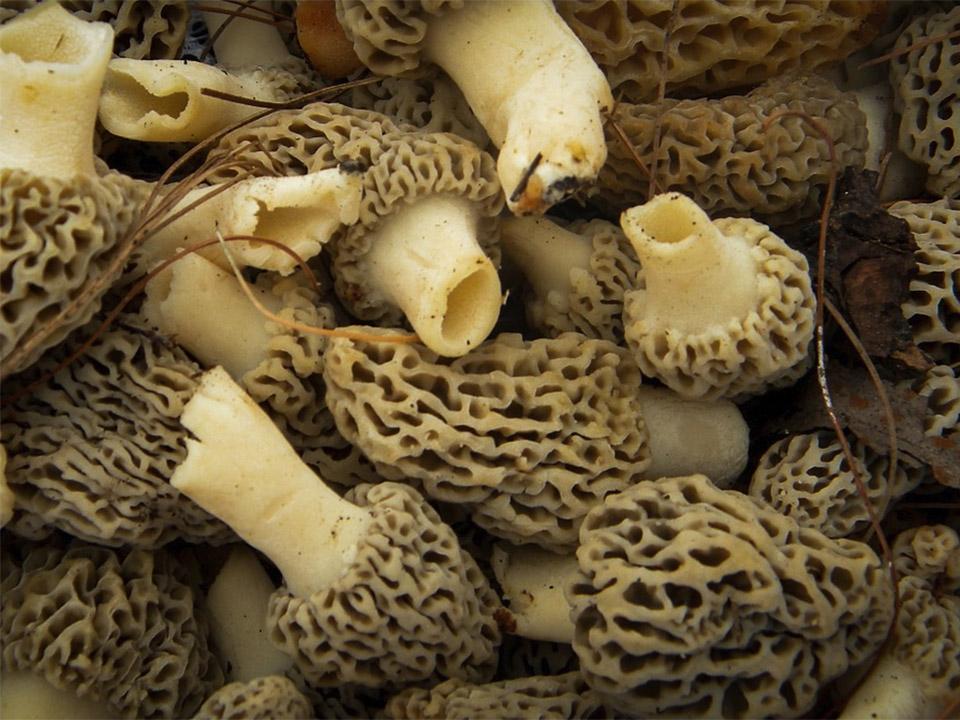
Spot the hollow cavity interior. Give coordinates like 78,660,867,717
106,69,190,120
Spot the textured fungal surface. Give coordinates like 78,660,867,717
385,672,607,720
889,199,960,364
193,676,313,720
890,6,960,198
749,430,920,538
0,166,149,374
568,475,894,718
915,364,960,441
1,540,223,719
323,331,651,549
557,0,884,102
593,74,868,221
268,482,501,689
1,322,234,547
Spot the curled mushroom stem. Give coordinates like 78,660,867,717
422,0,612,214
0,669,114,720
171,366,373,598
491,544,577,644
839,653,938,719
99,59,289,142
500,216,594,309
134,168,361,276
141,253,281,379
0,2,113,178
201,0,291,70
362,195,502,357
621,193,759,334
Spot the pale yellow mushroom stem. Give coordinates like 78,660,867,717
0,670,114,720
500,216,594,306
201,0,291,70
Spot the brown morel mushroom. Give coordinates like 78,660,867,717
1,539,224,718
0,2,151,374
1,320,234,547
385,672,608,720
170,366,501,688
556,0,884,103
323,330,652,550
501,215,642,344
621,192,815,400
193,676,313,720
749,430,921,538
840,525,960,719
335,0,613,214
890,6,960,198
591,74,868,222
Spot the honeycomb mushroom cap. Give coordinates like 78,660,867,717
193,676,313,720
1,321,234,547
267,481,501,689
892,524,960,589
890,6,960,198
1,539,224,718
915,364,960,444
568,474,894,718
591,74,868,222
323,331,652,550
557,0,885,102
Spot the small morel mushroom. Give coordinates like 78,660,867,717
323,330,652,550
915,365,960,442
1,539,224,718
621,192,815,400
840,525,960,719
749,430,921,538
170,366,501,688
568,474,895,718
1,320,234,547
193,676,313,720
335,0,613,214
385,672,608,720
591,74,868,221
890,6,960,198
557,0,885,102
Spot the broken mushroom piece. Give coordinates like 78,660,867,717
621,192,815,400
1,540,224,718
840,525,960,719
170,366,501,688
336,0,613,214
568,474,895,718
193,676,313,720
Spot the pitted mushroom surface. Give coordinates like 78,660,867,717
193,676,313,720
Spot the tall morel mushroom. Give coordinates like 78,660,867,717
193,676,313,720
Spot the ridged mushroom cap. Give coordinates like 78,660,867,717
267,481,501,688
193,676,313,720
1,321,234,547
568,474,894,718
323,330,652,550
1,540,223,718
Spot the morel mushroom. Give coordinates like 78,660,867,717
335,0,613,214
621,192,815,400
1,539,224,718
915,365,960,443
193,676,313,720
170,366,501,688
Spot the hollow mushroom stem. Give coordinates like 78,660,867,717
361,195,502,357
0,670,115,720
421,0,612,214
0,2,113,179
201,0,292,70
134,169,361,276
490,545,577,644
171,366,373,598
621,193,758,334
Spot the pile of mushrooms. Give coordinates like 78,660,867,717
1,2,958,719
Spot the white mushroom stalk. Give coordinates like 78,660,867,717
201,0,292,70
0,670,115,720
170,366,373,598
839,654,940,720
133,168,362,276
0,2,113,179
361,195,502,356
421,0,612,214
491,544,577,645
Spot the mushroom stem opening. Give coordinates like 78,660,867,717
422,0,612,214
0,669,115,720
171,366,373,598
201,0,291,70
501,216,595,307
362,195,502,357
621,193,758,334
100,60,281,142
0,2,113,178
491,545,577,644
142,254,280,380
